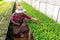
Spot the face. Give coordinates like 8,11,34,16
18,12,23,16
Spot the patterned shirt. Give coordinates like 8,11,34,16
10,12,31,21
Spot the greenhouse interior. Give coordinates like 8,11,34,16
0,0,60,40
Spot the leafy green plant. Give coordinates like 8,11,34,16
0,2,14,40
20,2,60,40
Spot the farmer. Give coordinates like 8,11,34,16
9,6,40,40
5,1,40,40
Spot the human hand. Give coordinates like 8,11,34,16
16,23,20,26
31,18,40,24
35,19,40,24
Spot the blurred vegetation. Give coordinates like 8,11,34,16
0,2,14,40
0,0,3,1
20,2,60,40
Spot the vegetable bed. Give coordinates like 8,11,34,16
20,2,60,40
0,1,5,5
0,2,14,40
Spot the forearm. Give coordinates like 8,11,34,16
31,17,40,23
10,20,16,25
31,17,38,21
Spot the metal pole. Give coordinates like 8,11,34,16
52,5,55,18
38,1,40,11
45,0,48,15
34,0,36,8
31,0,32,6
56,7,60,22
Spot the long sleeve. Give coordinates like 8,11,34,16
23,14,31,19
10,13,15,21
